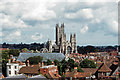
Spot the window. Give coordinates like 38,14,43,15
15,71,17,74
15,66,17,69
9,65,11,69
9,71,11,75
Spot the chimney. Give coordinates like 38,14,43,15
63,72,64,75
8,59,11,63
27,60,30,66
38,62,41,67
10,55,13,59
12,58,15,62
74,67,78,78
52,61,54,65
42,62,44,67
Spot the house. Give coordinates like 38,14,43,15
65,67,92,79
97,62,112,79
40,65,61,79
19,60,61,79
0,73,4,79
81,68,98,79
6,59,26,77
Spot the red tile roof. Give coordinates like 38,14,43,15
65,72,91,78
98,63,112,72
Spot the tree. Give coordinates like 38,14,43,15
54,59,60,66
26,56,43,65
77,66,84,72
58,64,63,76
68,58,75,69
21,48,29,52
2,50,10,77
9,49,20,56
80,59,97,68
46,59,52,65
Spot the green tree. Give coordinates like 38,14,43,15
68,58,75,69
77,66,84,72
9,49,20,56
80,59,97,68
26,56,43,65
46,59,52,65
2,50,10,77
54,59,60,66
21,48,29,52
58,64,63,76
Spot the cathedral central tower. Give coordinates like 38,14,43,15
55,23,77,55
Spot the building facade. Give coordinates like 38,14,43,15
46,23,77,55
7,59,26,77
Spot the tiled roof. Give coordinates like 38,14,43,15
81,68,98,74
65,72,91,78
11,61,25,65
48,71,61,79
98,63,112,72
17,53,65,62
97,62,103,68
19,66,40,74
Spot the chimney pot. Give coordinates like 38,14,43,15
8,59,11,63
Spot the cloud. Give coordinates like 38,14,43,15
65,8,93,19
80,25,88,34
90,18,101,23
31,33,43,40
0,13,31,29
4,30,21,42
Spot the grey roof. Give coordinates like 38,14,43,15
2,74,26,80
0,73,2,77
17,53,65,62
27,75,47,80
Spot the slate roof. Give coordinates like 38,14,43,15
17,53,65,62
27,75,47,80
2,74,26,80
0,73,2,77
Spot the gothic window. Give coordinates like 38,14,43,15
67,46,72,54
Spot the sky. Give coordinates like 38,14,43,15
0,0,119,46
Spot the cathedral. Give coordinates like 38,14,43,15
41,23,77,55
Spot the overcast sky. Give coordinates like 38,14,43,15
0,0,119,46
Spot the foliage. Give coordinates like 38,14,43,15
2,50,10,77
26,56,43,65
46,59,52,65
21,48,29,52
54,59,60,66
68,58,75,70
80,59,97,68
58,64,63,76
74,63,79,67
77,66,84,72
9,49,20,56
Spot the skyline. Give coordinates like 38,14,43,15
0,0,119,46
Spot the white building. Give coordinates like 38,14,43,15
7,59,26,77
